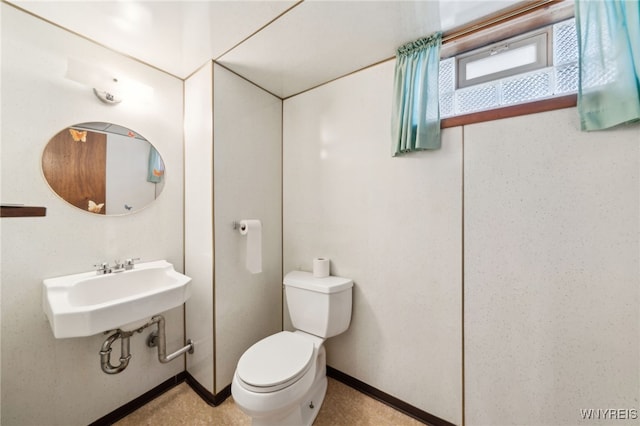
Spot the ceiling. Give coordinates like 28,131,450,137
8,0,519,98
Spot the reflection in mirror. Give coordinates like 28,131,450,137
42,123,165,215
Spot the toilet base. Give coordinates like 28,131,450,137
252,373,327,426
233,335,329,426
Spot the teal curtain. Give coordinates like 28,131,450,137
147,146,164,183
576,0,640,130
391,32,442,156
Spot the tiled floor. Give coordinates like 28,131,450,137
115,377,424,425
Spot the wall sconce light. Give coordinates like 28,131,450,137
93,87,122,105
65,57,153,105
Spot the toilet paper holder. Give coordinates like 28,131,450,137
232,221,247,232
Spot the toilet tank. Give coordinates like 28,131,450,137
284,271,353,338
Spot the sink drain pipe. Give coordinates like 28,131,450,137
99,314,194,374
146,315,195,363
100,330,132,374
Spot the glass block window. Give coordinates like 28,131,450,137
456,83,499,113
439,18,584,118
502,70,552,105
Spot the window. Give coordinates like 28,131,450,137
457,30,550,88
439,18,579,118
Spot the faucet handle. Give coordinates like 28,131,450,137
93,262,110,274
124,258,140,270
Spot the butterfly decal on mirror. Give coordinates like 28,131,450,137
69,128,87,142
88,200,104,213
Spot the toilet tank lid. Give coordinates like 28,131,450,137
284,271,353,293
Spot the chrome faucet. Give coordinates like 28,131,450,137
93,258,139,275
94,262,112,275
112,260,126,273
124,258,140,271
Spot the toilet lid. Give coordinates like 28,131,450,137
237,331,314,391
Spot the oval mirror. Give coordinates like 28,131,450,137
42,122,165,215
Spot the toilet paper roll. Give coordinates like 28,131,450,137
313,257,330,278
239,219,262,274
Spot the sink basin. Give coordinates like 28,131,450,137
43,260,191,338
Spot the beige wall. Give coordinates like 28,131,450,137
184,61,215,392
1,4,184,425
212,64,283,392
464,108,640,425
283,57,639,426
283,60,464,424
184,63,283,395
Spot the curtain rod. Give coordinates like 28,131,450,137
442,0,561,44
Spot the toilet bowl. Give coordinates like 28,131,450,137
231,331,326,426
231,271,353,426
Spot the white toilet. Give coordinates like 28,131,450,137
231,270,353,426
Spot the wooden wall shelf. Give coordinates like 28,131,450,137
1,205,47,217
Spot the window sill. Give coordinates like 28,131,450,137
441,93,577,128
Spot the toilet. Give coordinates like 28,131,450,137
231,270,353,426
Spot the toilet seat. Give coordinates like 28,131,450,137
237,331,315,393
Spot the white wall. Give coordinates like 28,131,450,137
0,5,184,425
184,63,282,395
282,57,639,426
464,108,640,426
212,64,283,392
283,60,463,425
184,61,215,393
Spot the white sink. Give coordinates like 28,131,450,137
43,260,191,338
